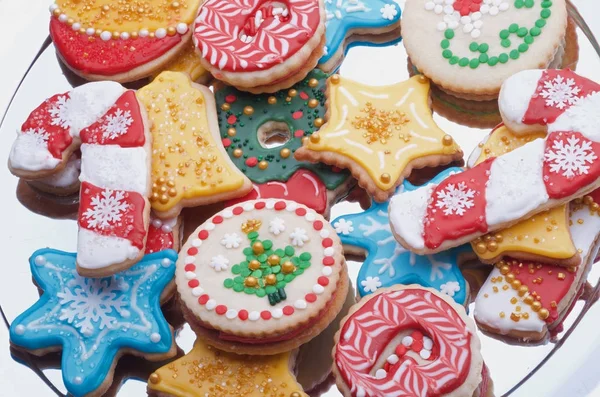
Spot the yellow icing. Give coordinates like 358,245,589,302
54,0,201,31
137,71,247,212
471,125,576,261
303,75,461,190
147,339,307,397
153,43,209,82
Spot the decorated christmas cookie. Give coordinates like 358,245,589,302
216,70,352,216
27,153,81,196
389,69,600,254
9,249,178,397
137,71,252,219
332,167,472,304
295,74,463,202
318,0,402,73
474,190,600,341
402,0,568,99
333,285,484,397
469,124,579,267
49,0,201,82
147,338,307,397
175,199,348,355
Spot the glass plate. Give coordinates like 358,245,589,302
1,1,599,396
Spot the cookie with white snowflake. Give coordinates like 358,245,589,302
175,199,348,355
9,248,178,397
402,0,568,100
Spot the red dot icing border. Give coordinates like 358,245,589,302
182,199,338,322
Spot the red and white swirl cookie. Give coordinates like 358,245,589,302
193,0,326,93
333,285,485,397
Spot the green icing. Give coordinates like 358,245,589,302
439,0,553,69
215,69,349,190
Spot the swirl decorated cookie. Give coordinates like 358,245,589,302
469,124,579,267
8,82,152,276
216,69,353,216
295,74,464,202
193,0,326,93
9,249,178,397
137,71,252,219
332,167,472,304
333,285,485,397
147,338,307,397
474,190,600,341
49,0,201,82
318,0,402,72
401,0,568,99
175,199,349,355
389,69,600,254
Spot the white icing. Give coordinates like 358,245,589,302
80,145,148,195
388,186,431,250
36,157,81,187
498,70,544,134
68,82,125,136
77,228,139,269
550,92,600,142
9,129,61,171
485,139,548,226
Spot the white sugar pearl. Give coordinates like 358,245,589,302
499,2,509,10
480,4,490,13
286,202,297,211
243,202,254,211
375,369,387,379
387,354,399,365
294,300,307,309
272,309,283,319
72,23,81,31
448,20,459,29
205,222,216,231
471,29,481,38
58,13,68,22
474,20,483,29
222,209,233,218
305,212,316,221
320,229,330,238
322,267,333,276
423,336,434,350
152,219,162,228
139,28,149,37
434,4,443,13
86,28,95,35
161,258,172,267
437,22,447,31
205,299,217,310
155,28,167,39
420,349,432,360
150,333,161,343
176,22,188,34
249,311,260,321
313,284,325,294
425,1,435,10
443,5,454,15
226,309,238,319
192,287,204,296
120,32,130,40
34,255,46,266
490,7,499,15
463,23,474,33
100,31,112,41
471,11,482,20
402,336,413,346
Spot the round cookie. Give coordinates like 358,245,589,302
193,0,326,93
333,285,484,397
175,199,348,355
402,0,568,99
49,0,201,83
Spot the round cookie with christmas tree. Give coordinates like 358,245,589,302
175,199,349,355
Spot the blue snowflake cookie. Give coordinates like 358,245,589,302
332,167,471,304
319,0,402,70
9,248,178,397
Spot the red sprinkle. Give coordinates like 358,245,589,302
198,230,209,240
411,331,424,340
233,206,244,215
384,362,391,372
227,115,237,124
245,157,258,167
295,208,307,216
188,279,199,288
216,305,227,315
322,238,333,248
198,294,209,305
255,202,266,209
318,276,329,286
184,264,196,272
294,129,305,137
313,220,323,230
222,138,232,147
292,110,303,119
274,201,286,210
323,257,334,266
238,310,249,320
261,311,272,320
212,215,224,224
225,95,237,103
305,293,317,303
412,340,424,352
187,247,198,256
395,345,408,356
283,306,295,316
299,91,309,100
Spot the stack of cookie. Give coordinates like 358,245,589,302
5,0,598,396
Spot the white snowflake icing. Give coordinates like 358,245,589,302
434,182,475,216
440,281,461,297
269,217,286,235
220,233,242,249
210,255,229,272
425,0,509,38
325,0,369,21
82,189,129,230
380,3,397,20
101,108,133,140
334,218,354,235
290,228,309,247
361,276,382,293
57,276,128,335
545,135,597,178
20,128,50,150
49,95,72,129
540,75,582,109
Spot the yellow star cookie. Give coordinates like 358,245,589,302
152,43,210,84
147,339,307,397
295,75,463,202
470,125,578,267
138,71,252,219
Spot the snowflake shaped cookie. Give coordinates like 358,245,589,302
82,189,129,230
290,228,309,247
435,182,475,216
545,136,597,178
9,249,177,397
541,75,582,109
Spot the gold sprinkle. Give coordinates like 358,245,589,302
280,148,291,158
558,272,566,280
330,74,341,84
538,308,550,320
442,135,454,146
243,106,254,116
499,311,505,318
352,102,409,145
314,118,324,128
380,173,391,184
310,133,321,143
242,220,262,234
268,96,277,105
149,373,160,384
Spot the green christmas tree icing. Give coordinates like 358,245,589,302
223,231,312,306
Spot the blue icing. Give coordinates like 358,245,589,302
332,168,471,304
9,249,177,397
320,0,402,65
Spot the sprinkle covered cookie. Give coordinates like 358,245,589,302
175,199,348,355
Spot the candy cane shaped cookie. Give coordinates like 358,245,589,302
389,69,600,254
333,285,484,397
49,0,202,82
193,0,326,93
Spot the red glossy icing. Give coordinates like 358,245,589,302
20,92,73,159
424,158,494,250
78,181,147,248
145,224,175,254
523,70,600,126
79,91,146,147
50,18,182,76
225,169,328,213
543,131,600,198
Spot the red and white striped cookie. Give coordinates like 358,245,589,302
333,285,484,397
389,69,600,254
